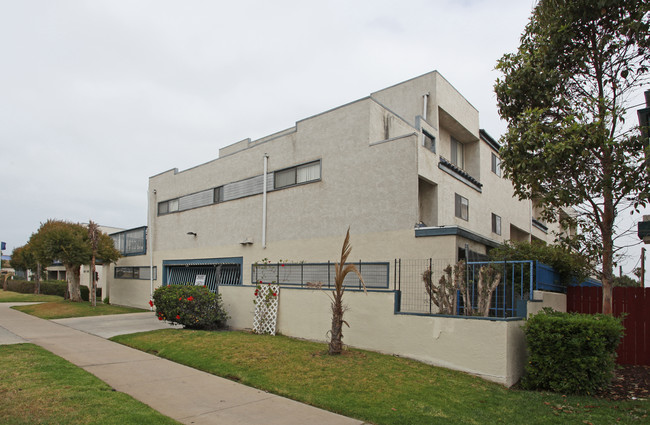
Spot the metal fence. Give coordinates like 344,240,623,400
396,259,562,318
251,262,390,289
465,260,534,318
394,259,454,314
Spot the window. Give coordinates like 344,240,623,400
274,161,321,189
423,131,436,153
115,266,157,280
274,168,296,188
178,189,213,211
455,193,469,221
297,161,320,183
158,187,222,216
157,160,321,216
492,213,502,235
111,227,147,256
158,198,179,215
491,153,501,177
451,137,464,169
158,201,169,215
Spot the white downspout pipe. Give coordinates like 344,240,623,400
262,154,268,249
529,200,533,242
422,92,429,121
149,188,156,309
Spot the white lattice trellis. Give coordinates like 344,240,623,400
253,284,279,335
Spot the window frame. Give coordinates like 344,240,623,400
157,160,321,216
454,193,469,221
274,160,321,190
491,152,501,177
423,130,436,153
114,266,157,280
110,227,147,256
451,137,464,169
492,213,502,235
214,186,223,203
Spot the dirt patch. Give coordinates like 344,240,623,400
596,365,650,401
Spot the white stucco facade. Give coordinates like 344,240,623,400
106,70,564,308
102,71,573,386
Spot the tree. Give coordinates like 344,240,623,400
488,240,591,286
27,220,120,302
10,245,39,292
494,0,650,314
612,274,640,287
328,228,365,355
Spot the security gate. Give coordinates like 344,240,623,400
163,258,242,293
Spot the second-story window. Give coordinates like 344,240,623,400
274,161,321,189
451,137,464,169
455,193,469,221
492,213,502,235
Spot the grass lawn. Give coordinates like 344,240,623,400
12,299,146,319
0,344,180,425
0,290,62,303
112,329,649,425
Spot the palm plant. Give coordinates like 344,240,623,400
328,228,365,355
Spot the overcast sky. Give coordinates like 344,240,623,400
0,0,647,282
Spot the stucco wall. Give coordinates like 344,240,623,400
107,71,568,311
103,256,156,308
527,290,567,317
219,285,527,387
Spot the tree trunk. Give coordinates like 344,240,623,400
34,263,41,294
601,223,614,315
90,256,96,307
66,265,82,302
328,292,344,355
600,154,615,315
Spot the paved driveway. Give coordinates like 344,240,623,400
52,311,180,338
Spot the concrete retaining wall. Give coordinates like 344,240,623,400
219,285,546,387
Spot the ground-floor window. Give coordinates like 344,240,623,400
115,266,157,280
163,258,242,292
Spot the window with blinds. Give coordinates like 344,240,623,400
115,266,157,280
455,193,469,221
157,160,321,215
451,137,464,169
275,161,321,189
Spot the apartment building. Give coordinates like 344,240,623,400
108,71,562,308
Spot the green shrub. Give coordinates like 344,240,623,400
6,279,93,301
521,308,624,394
488,240,590,286
152,284,228,330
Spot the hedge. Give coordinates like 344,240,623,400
152,284,228,330
521,308,624,394
5,279,95,301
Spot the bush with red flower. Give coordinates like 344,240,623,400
152,284,229,330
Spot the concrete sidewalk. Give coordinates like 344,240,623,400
0,304,365,425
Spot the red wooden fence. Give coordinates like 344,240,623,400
567,286,650,366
